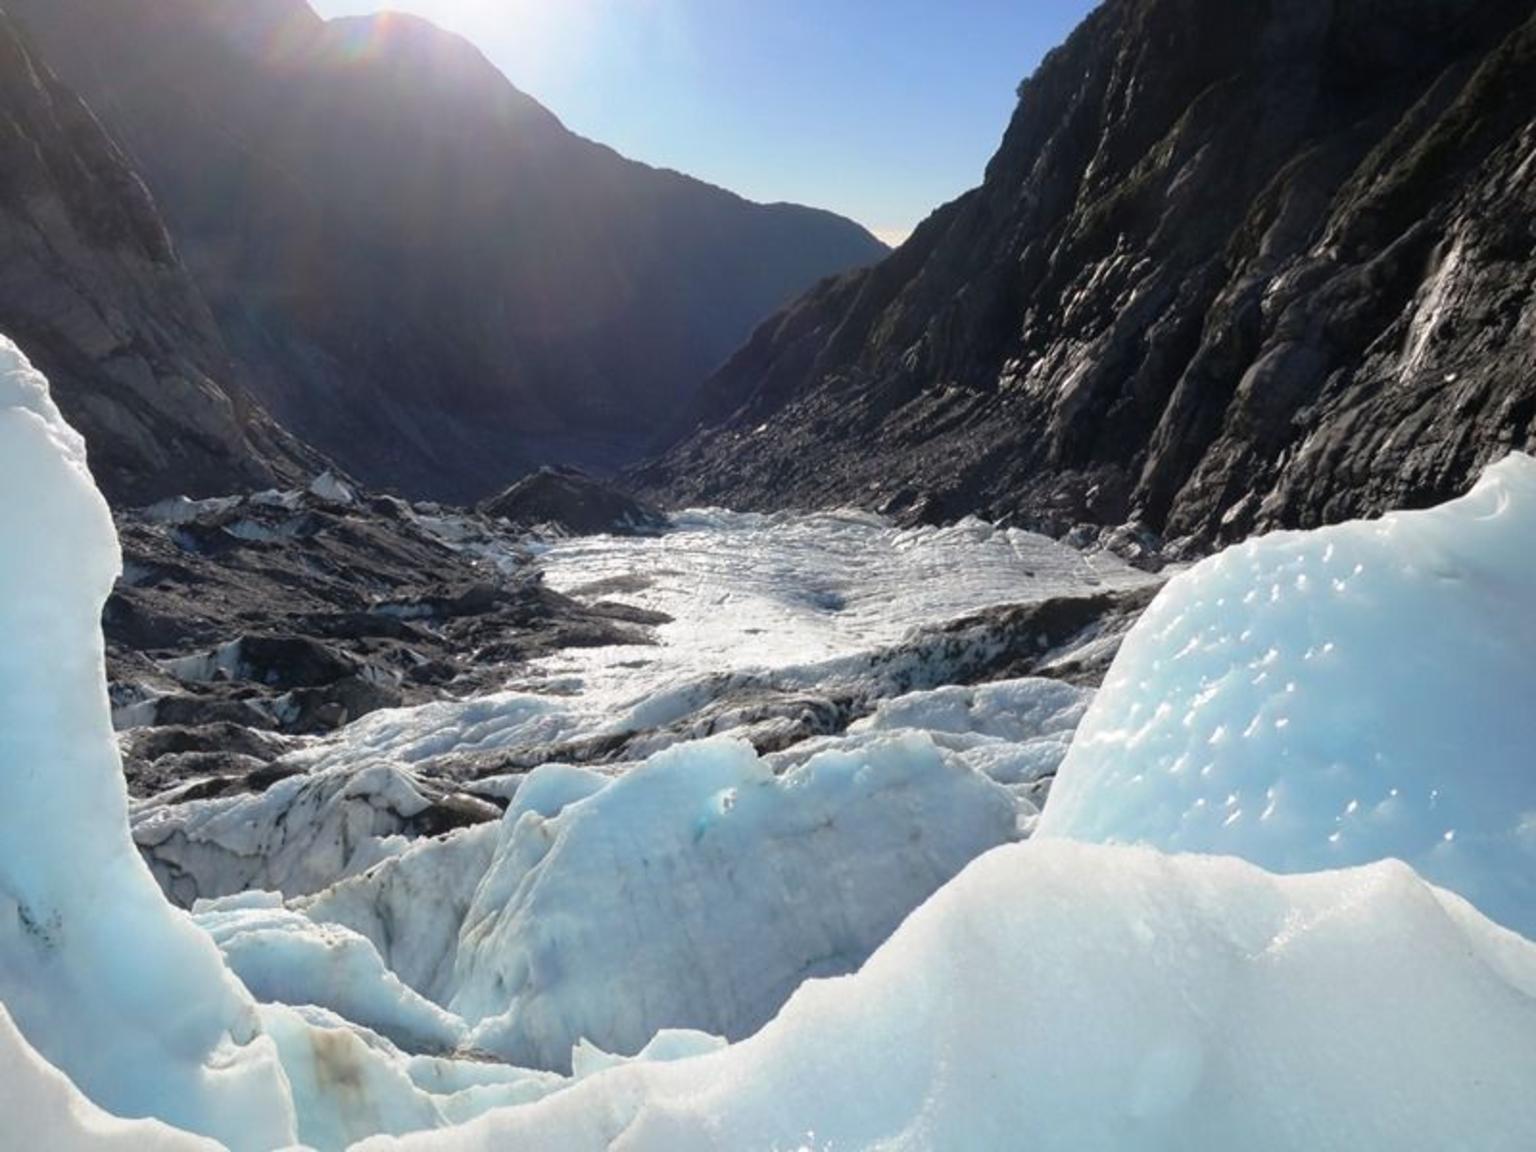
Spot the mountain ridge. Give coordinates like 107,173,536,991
0,3,319,503
639,0,1536,547
9,0,888,503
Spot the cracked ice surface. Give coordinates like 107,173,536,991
526,507,1152,702
292,509,1154,775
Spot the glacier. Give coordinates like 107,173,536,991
0,338,299,1149
268,504,1154,783
1038,454,1536,938
2,330,1535,1150
443,731,1022,1071
357,842,1536,1152
527,505,1152,701
215,729,1032,1075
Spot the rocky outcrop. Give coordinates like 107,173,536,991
641,0,1536,547
483,467,668,536
107,481,666,793
10,0,887,502
0,6,315,503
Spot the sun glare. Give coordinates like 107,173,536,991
393,0,599,88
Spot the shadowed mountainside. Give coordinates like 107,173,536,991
640,0,1536,548
0,5,318,503
9,0,887,502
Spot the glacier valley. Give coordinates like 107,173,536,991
2,335,1535,1150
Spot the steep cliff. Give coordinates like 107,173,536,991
642,0,1536,547
0,6,315,503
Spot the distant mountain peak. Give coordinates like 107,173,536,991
311,10,566,132
200,0,325,62
7,0,888,503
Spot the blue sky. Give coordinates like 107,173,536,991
309,1,1099,244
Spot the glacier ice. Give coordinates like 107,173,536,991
296,821,502,1006
188,727,1026,1082
1038,454,1536,937
446,732,1023,1070
297,506,1152,775
194,894,467,1053
4,326,1536,1151
534,505,1152,695
0,338,298,1148
848,676,1091,743
251,1002,559,1146
357,841,1536,1152
259,1000,572,1145
309,470,357,505
844,676,1093,805
0,1003,216,1151
260,1004,448,1148
569,1029,727,1081
134,761,441,905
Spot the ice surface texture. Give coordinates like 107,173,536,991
0,339,298,1147
245,731,1023,1075
1039,454,1536,937
135,761,439,905
278,507,1152,783
445,732,1021,1070
0,1003,216,1150
535,506,1151,681
359,841,1536,1152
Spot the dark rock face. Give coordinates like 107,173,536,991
483,467,668,536
876,584,1165,691
10,0,888,503
641,0,1536,546
0,8,315,503
107,481,664,793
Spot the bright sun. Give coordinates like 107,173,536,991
388,0,597,84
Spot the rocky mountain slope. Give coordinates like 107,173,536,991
9,0,887,503
106,475,667,802
0,6,316,503
642,0,1536,547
